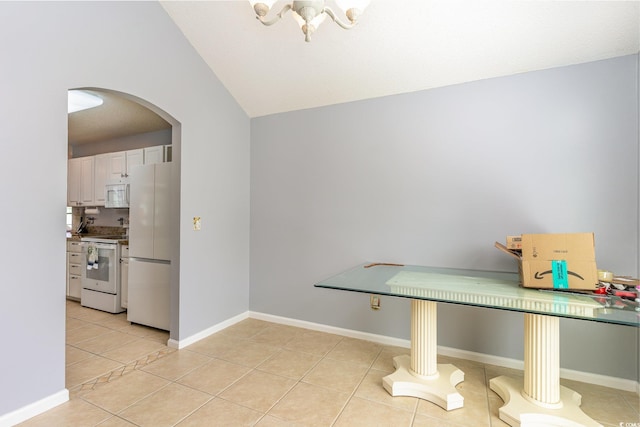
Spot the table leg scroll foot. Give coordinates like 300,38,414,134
382,355,464,411
489,375,602,427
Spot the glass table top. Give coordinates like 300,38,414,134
314,263,640,327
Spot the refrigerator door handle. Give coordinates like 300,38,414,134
128,257,170,264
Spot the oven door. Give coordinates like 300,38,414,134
82,242,118,294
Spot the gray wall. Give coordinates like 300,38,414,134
0,1,249,417
250,54,639,380
0,1,636,420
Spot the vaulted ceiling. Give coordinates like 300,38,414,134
69,1,640,145
161,0,640,118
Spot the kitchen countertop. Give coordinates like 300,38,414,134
67,226,128,244
67,234,128,245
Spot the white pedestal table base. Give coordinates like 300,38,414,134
383,355,464,410
489,314,602,427
490,376,602,427
382,299,464,411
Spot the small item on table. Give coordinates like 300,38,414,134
612,276,640,287
363,262,405,268
597,269,614,283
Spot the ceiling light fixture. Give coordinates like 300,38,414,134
249,0,370,42
68,90,103,114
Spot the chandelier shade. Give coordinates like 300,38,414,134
249,0,370,42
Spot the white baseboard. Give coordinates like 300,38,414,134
249,311,639,394
0,389,68,427
249,311,412,348
168,311,250,349
436,346,639,393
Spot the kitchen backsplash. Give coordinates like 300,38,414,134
72,207,129,235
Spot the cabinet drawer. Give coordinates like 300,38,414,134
68,252,83,265
67,241,84,253
68,274,82,299
68,262,84,276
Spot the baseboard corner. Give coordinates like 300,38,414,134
168,311,250,349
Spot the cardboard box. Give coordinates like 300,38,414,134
506,235,522,250
495,233,598,290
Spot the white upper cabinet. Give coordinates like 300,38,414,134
95,151,129,205
143,146,164,164
126,149,144,175
94,154,109,206
68,156,95,206
67,146,167,207
67,158,81,206
105,149,145,180
107,151,127,180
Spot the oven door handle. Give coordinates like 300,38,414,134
88,243,118,250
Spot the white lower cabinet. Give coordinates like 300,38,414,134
67,240,84,300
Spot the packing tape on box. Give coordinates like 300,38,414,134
551,260,569,289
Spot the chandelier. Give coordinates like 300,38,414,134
249,0,370,42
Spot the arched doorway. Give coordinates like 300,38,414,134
66,88,181,390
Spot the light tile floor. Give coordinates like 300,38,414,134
18,300,640,426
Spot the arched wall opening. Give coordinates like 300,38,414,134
67,87,181,340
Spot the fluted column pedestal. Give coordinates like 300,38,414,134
489,313,602,426
382,300,464,410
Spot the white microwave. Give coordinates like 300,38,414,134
105,181,129,208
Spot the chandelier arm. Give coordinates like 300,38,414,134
257,4,293,26
322,6,357,29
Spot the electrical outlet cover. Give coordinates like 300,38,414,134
370,295,381,309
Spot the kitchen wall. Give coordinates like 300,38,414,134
70,128,172,158
250,54,639,381
0,2,249,421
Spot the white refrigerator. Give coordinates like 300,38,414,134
127,162,172,331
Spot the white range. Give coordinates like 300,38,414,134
81,235,126,314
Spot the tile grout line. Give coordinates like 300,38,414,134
167,394,217,427
329,344,386,426
408,398,419,426
484,366,501,427
210,328,350,425
231,332,347,424
145,328,343,425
